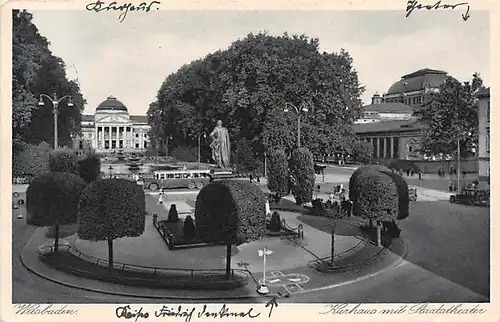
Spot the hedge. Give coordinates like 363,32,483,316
268,211,281,232
355,170,398,222
195,180,266,245
26,172,87,227
49,148,79,174
167,204,179,223
78,153,101,183
183,216,196,239
379,170,410,220
78,178,146,241
267,149,289,201
349,165,409,220
288,147,315,205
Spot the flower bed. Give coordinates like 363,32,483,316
153,215,217,250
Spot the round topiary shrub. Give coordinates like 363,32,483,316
379,170,410,220
26,172,87,252
195,180,266,244
288,147,315,205
349,165,392,216
267,149,289,202
268,211,282,232
167,204,179,223
183,215,196,239
49,148,79,174
78,153,101,183
78,178,146,267
355,170,398,222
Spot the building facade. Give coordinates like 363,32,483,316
354,68,453,161
75,96,151,154
476,87,490,180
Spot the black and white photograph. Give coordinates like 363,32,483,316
2,1,495,318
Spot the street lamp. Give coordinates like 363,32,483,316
284,102,309,148
38,93,74,149
197,132,206,169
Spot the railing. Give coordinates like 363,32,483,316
280,219,304,239
37,239,248,279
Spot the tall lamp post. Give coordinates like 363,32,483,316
197,132,206,169
284,102,309,148
38,93,74,149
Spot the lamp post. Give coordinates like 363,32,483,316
38,93,74,149
257,247,273,294
197,132,206,169
284,102,309,148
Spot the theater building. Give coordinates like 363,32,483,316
74,96,151,154
476,87,490,181
353,68,453,161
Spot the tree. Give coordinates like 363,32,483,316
267,149,289,202
148,32,364,158
12,10,86,153
195,180,266,278
233,138,260,173
48,148,78,174
418,76,478,158
288,148,316,205
353,140,373,164
78,179,146,267
13,141,52,178
355,170,398,246
77,153,101,183
26,172,86,252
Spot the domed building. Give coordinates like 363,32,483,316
353,68,453,161
75,96,151,154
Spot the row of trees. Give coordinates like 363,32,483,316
26,149,146,268
13,10,85,154
147,32,366,168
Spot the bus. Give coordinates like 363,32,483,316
143,169,212,190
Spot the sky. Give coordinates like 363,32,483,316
31,10,490,116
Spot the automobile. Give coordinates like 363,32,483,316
449,188,490,206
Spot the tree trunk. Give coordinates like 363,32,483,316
107,238,114,268
330,224,336,266
376,221,382,247
54,224,60,252
225,237,232,279
369,219,373,228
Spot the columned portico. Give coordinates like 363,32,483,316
77,96,151,154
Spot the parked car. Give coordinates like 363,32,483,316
449,188,489,206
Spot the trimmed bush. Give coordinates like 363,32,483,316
267,149,289,202
195,180,266,277
183,216,196,239
49,148,79,174
349,165,392,216
26,172,87,252
195,180,266,244
288,147,315,205
355,170,398,222
78,178,146,267
379,170,410,220
167,204,179,223
78,153,101,183
268,211,282,232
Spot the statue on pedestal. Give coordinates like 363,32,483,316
209,120,231,169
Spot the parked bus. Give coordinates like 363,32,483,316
143,169,212,190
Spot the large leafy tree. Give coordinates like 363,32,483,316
418,75,479,158
148,32,364,159
12,10,86,152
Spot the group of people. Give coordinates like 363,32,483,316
326,184,353,217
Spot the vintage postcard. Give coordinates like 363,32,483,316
0,0,498,321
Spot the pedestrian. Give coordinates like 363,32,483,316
249,173,253,182
418,171,422,180
448,180,453,192
256,176,260,183
406,169,410,176
339,189,346,201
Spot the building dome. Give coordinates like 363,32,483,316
387,68,449,95
96,95,128,112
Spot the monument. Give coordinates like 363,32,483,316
209,120,231,169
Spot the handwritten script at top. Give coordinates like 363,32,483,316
86,1,161,23
405,0,471,21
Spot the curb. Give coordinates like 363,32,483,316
20,223,408,301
